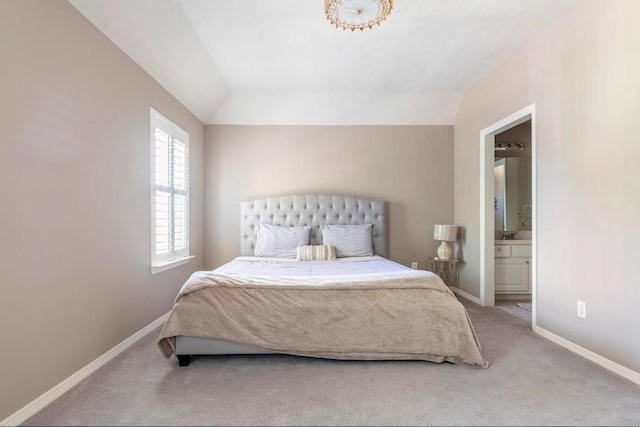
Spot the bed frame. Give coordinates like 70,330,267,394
175,194,388,366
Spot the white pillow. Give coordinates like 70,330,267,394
321,224,373,257
254,223,311,258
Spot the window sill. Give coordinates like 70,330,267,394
151,255,195,274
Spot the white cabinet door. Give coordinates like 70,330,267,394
495,258,530,293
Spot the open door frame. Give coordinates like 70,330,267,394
479,103,537,327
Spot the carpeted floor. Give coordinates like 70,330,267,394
23,299,640,426
496,300,532,322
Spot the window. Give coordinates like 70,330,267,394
150,108,193,273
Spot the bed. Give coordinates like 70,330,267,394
157,194,488,368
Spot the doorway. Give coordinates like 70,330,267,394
479,104,537,327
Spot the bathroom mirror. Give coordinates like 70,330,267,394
494,157,532,232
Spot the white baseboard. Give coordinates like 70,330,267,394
533,325,640,386
0,313,169,427
456,288,482,305
495,294,532,301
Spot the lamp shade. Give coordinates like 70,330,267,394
433,224,458,241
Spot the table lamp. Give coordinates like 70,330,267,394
433,224,458,260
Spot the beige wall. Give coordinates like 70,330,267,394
205,125,454,270
454,0,640,372
0,0,205,419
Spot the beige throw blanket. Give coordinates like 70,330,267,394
157,270,489,368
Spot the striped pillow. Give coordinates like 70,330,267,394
296,245,337,261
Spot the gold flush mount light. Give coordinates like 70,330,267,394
325,0,394,31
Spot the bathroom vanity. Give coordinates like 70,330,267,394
495,240,532,297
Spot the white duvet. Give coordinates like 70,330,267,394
213,255,412,276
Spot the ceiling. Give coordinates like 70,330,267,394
68,0,576,125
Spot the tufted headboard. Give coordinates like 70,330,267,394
239,194,387,257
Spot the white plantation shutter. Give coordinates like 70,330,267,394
151,109,191,271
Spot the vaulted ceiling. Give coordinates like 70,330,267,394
68,0,576,125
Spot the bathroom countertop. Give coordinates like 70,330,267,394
495,240,532,245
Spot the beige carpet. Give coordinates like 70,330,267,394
496,300,532,322
23,299,640,426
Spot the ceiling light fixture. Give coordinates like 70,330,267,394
325,0,394,32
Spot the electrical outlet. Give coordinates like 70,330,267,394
411,262,418,270
577,300,586,319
